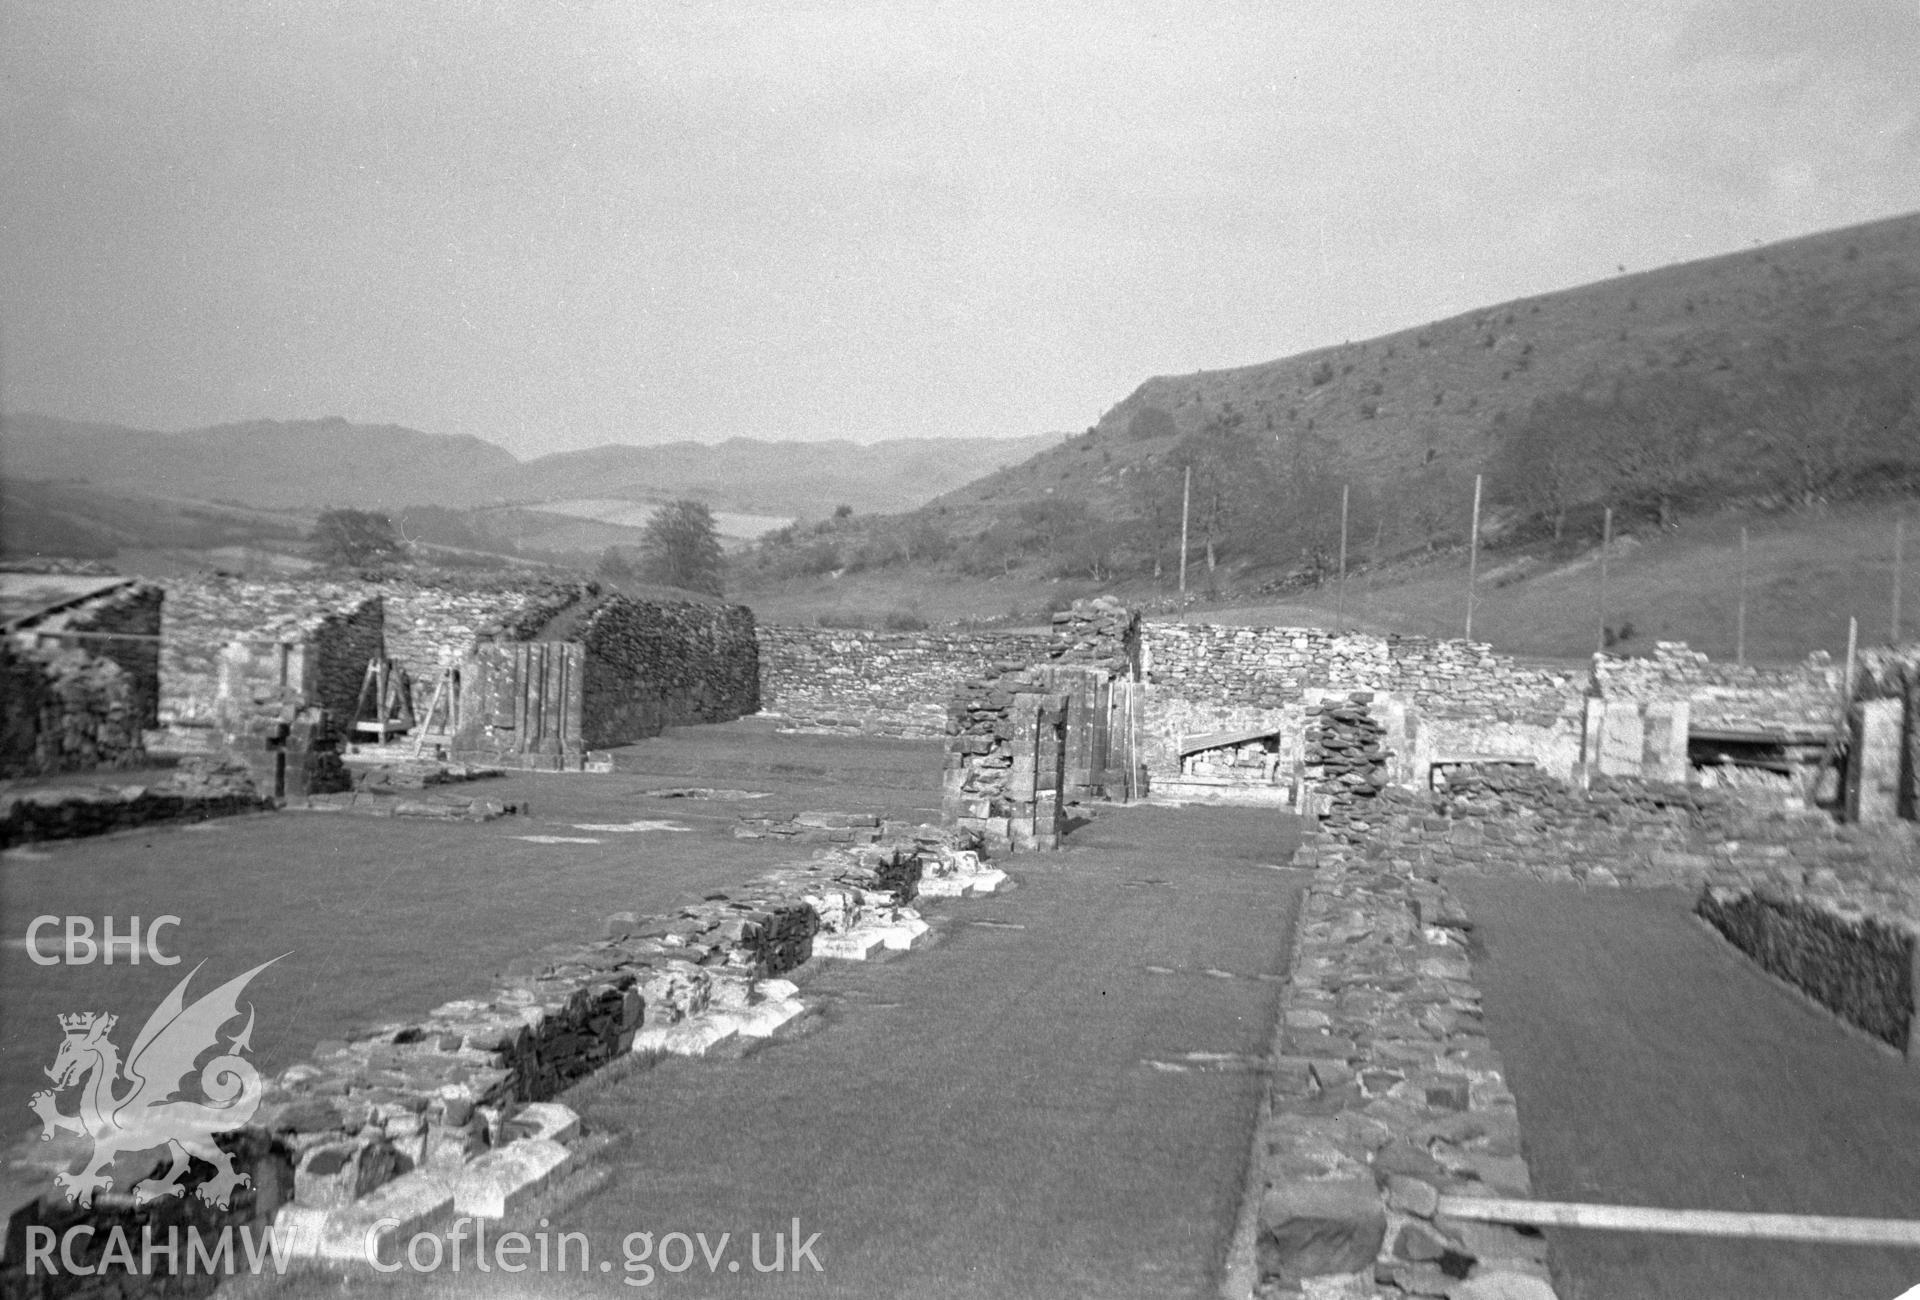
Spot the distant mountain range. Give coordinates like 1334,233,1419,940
0,413,1064,521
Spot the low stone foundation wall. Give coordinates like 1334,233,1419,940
732,809,889,845
4,1131,293,1300
1250,829,1558,1297
1696,885,1918,1052
1,825,998,1285
0,760,275,849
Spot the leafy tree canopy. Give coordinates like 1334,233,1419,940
639,498,725,596
310,508,407,568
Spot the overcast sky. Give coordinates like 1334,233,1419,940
3,1,1917,458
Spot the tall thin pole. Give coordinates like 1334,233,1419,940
1464,473,1482,640
1178,465,1191,625
1336,483,1350,629
1893,518,1905,643
1736,525,1748,665
1845,615,1859,701
1597,507,1612,654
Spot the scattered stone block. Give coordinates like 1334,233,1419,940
453,1138,574,1220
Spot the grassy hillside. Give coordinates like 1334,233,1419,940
739,496,1915,668
0,480,310,561
1207,497,1914,665
739,210,1920,610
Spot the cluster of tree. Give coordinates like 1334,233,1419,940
1488,364,1920,541
1097,411,1392,586
309,508,408,568
736,507,957,583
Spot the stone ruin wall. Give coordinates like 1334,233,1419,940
575,596,760,748
161,575,592,731
1592,640,1843,735
1140,623,1589,790
1853,641,1920,822
160,577,385,729
381,580,589,698
1,581,163,777
938,602,1143,848
755,625,1052,737
206,597,384,734
160,575,761,763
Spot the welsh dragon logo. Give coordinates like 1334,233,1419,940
29,957,282,1210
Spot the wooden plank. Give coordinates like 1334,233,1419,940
1179,728,1279,757
1437,1195,1920,1247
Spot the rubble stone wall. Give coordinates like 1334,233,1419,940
756,626,1051,737
576,596,760,748
1,582,163,777
1593,640,1842,735
1139,623,1588,786
162,575,594,730
161,578,386,727
1696,885,1917,1051
382,580,590,691
0,763,277,848
1255,830,1558,1296
943,667,1069,850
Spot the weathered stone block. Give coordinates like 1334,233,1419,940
1257,1178,1387,1285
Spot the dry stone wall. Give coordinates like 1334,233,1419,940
756,626,1051,737
1696,885,1917,1051
575,595,759,747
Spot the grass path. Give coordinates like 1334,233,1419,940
303,802,1306,1299
0,724,946,1210
1457,879,1920,1300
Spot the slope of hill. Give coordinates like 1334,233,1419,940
742,210,1920,598
479,433,1062,518
0,479,310,560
